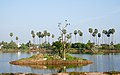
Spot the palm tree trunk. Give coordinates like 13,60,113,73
82,36,83,43
41,38,42,45
96,36,97,45
33,38,35,50
52,38,54,43
112,34,114,44
70,37,72,44
93,37,95,44
98,38,100,45
75,35,76,43
108,37,110,45
105,36,107,44
48,37,49,43
45,36,47,44
48,37,49,44
79,36,80,43
102,33,103,44
90,33,91,42
39,38,40,50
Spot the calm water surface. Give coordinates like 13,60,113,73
0,52,120,74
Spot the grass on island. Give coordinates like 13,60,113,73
19,53,86,61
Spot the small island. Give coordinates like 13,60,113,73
10,53,92,66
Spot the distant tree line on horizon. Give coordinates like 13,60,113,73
0,19,119,54
0,27,119,50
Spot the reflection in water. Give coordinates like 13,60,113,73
24,64,84,74
72,54,120,72
0,52,120,74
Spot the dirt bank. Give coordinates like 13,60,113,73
1,72,120,75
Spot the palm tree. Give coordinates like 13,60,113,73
94,29,98,34
10,32,13,42
31,30,35,49
78,31,83,43
92,32,96,44
44,30,47,44
104,30,108,44
36,32,41,49
78,30,81,33
36,32,39,45
41,33,44,45
38,32,41,44
98,33,101,45
74,30,77,43
16,36,18,45
89,28,93,42
78,30,81,42
31,30,34,35
107,33,110,45
47,32,50,44
102,30,106,44
111,28,115,44
52,34,55,43
94,29,98,45
69,33,72,43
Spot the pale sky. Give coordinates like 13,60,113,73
0,0,120,44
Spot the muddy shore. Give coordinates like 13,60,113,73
1,72,120,75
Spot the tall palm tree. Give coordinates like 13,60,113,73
52,34,55,43
74,30,77,43
31,30,35,49
10,32,13,42
94,29,98,45
98,33,101,45
78,30,81,42
31,30,34,35
111,28,115,44
102,30,106,44
78,31,83,43
36,32,41,49
108,28,115,45
38,32,41,45
69,33,72,43
104,30,108,44
107,33,110,45
47,32,50,44
41,33,44,45
44,30,47,44
78,30,81,33
92,32,96,44
15,36,18,45
36,32,39,45
89,28,93,42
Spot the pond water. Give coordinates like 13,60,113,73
0,52,120,74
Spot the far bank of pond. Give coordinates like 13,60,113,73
1,49,120,54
